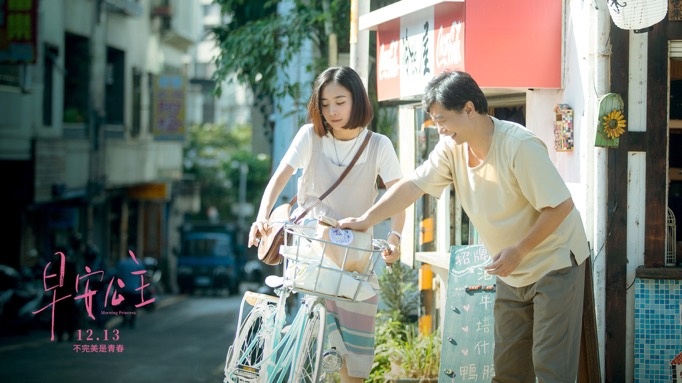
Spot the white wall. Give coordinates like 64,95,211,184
624,30,649,383
526,1,609,379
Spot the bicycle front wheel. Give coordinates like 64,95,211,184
291,299,326,382
224,304,272,382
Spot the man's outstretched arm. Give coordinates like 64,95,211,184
339,178,425,231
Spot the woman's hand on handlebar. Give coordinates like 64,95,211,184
384,229,401,270
382,241,401,270
248,220,268,248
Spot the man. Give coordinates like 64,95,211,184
340,71,590,382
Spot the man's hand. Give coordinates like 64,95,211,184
338,217,370,232
484,246,524,277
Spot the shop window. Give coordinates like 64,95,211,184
491,105,526,125
415,110,439,252
412,102,526,256
414,107,478,254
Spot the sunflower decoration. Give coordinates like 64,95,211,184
595,93,625,148
601,109,627,139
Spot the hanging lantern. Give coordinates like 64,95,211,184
607,0,668,32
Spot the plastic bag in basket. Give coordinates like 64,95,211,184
312,224,372,273
280,245,376,301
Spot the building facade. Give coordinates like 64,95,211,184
361,0,680,381
0,0,202,291
186,0,255,134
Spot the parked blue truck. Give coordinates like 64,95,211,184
175,222,243,295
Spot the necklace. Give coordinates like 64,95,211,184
332,129,363,165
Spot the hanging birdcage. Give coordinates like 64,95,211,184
666,207,677,267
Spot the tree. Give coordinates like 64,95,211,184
212,0,350,136
183,123,271,224
211,0,402,141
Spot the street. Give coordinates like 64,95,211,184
0,292,244,383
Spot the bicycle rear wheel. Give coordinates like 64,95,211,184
290,299,326,382
224,303,273,383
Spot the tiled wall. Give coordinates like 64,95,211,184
634,278,682,382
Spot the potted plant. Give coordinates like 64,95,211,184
381,323,441,382
368,262,441,383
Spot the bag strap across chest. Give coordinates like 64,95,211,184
288,130,373,223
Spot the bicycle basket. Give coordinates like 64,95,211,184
280,224,383,302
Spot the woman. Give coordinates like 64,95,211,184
248,66,405,382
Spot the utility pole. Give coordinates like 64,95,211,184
322,0,337,66
349,0,370,88
88,0,107,247
238,162,248,232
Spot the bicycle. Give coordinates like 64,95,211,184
223,218,390,383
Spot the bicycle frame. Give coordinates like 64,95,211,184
225,221,389,383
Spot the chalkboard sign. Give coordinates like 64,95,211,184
439,245,496,382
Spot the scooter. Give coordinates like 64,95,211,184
0,264,45,336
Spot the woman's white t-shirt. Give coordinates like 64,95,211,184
283,124,401,182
